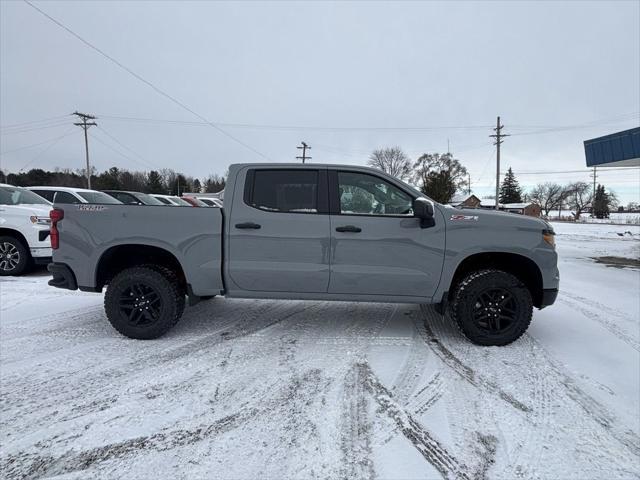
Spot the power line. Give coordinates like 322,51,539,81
516,167,639,175
1,120,72,136
95,125,158,171
97,115,494,132
0,114,71,130
95,112,639,133
17,127,76,172
0,131,79,156
23,0,270,161
88,131,157,172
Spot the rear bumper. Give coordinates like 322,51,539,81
47,262,78,290
33,256,52,266
540,288,558,308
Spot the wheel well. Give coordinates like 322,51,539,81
449,252,544,308
0,228,28,249
95,244,186,291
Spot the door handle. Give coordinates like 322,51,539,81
235,222,261,229
335,225,362,233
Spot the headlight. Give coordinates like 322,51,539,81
30,216,51,226
542,229,555,248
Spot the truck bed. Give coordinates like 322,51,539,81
52,204,224,296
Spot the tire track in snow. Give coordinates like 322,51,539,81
421,305,640,477
1,368,326,480
339,364,375,480
390,322,433,407
562,291,637,324
408,372,445,416
0,300,309,437
417,307,531,414
558,297,640,352
358,362,472,480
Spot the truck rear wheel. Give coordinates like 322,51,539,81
104,266,185,339
451,269,532,346
0,236,29,276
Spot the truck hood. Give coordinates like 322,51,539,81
439,204,551,232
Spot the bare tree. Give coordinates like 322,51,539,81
530,182,565,217
566,182,593,220
368,147,412,180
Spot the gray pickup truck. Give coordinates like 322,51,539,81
48,163,559,346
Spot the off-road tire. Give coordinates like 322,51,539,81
451,269,532,346
104,266,185,339
0,236,29,276
139,264,186,318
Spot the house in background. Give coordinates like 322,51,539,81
479,200,541,217
448,193,481,208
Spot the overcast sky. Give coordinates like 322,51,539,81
1,0,639,203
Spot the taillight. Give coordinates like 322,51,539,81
49,208,64,249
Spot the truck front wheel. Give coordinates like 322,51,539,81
104,266,185,339
451,269,532,346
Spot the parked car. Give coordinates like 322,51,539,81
151,194,192,206
181,196,208,207
28,186,122,205
0,184,52,275
47,163,559,346
102,190,165,206
197,197,223,207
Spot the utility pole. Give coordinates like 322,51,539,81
468,172,471,195
296,142,311,163
73,111,97,189
489,116,509,210
590,166,597,217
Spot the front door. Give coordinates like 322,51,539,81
227,167,331,293
328,170,445,298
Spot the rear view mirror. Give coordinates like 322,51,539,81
413,197,435,228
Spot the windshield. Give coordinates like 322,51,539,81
77,191,123,204
0,186,51,205
169,196,191,206
136,193,165,205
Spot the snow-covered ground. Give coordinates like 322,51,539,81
547,211,640,225
1,223,638,480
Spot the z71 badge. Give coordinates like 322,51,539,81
450,214,478,221
77,204,107,212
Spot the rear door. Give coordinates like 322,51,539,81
328,169,445,298
226,167,331,293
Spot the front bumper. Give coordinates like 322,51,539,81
47,262,78,290
540,288,558,308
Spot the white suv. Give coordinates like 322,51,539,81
27,186,122,205
0,184,53,276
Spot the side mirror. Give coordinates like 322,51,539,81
413,197,435,228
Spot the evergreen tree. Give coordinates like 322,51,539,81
592,184,610,219
192,178,202,193
423,170,456,204
145,170,165,193
499,167,522,204
172,174,189,195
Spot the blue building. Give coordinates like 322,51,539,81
584,127,640,168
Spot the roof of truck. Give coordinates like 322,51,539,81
27,186,100,193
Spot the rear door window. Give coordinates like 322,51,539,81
246,170,319,213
